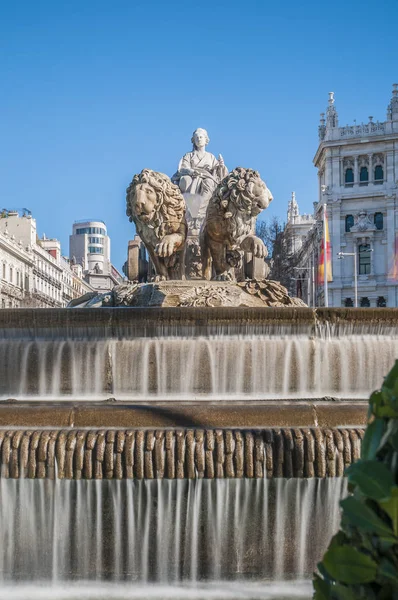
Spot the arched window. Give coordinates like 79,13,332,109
360,297,370,307
374,165,384,182
359,244,371,275
344,297,353,307
345,168,354,184
377,296,386,307
345,215,354,232
374,212,383,230
360,166,369,183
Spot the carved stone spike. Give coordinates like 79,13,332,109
115,454,123,480
235,431,244,478
84,449,93,479
176,430,185,479
186,430,195,479
20,432,32,473
116,431,125,454
75,431,86,480
349,429,361,462
125,431,135,471
244,432,254,478
313,429,326,478
194,430,205,478
273,429,284,478
96,432,106,462
28,431,41,479
282,430,294,478
205,430,214,479
333,429,344,477
154,431,165,479
264,429,274,478
144,431,155,479
254,433,264,478
292,429,304,478
165,431,175,479
56,431,67,479
66,432,77,479
47,431,58,475
225,431,235,478
135,431,145,479
304,435,315,479
341,429,352,467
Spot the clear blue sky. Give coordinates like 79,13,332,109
1,0,397,271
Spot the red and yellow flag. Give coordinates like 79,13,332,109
388,235,398,280
318,209,333,284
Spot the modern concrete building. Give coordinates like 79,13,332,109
69,220,123,292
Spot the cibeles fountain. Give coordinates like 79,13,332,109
0,129,397,599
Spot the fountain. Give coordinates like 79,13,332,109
0,144,396,598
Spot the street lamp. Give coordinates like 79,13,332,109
337,252,357,308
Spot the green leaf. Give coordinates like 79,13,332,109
383,360,398,393
322,545,377,584
332,583,359,600
361,419,385,460
340,496,396,540
313,573,330,600
378,558,398,583
380,487,398,536
390,426,398,452
346,460,394,500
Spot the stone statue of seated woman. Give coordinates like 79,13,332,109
172,128,228,224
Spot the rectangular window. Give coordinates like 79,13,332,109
359,244,371,275
9,267,13,283
2,264,5,279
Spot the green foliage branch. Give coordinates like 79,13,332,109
314,360,398,599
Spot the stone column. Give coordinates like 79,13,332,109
386,146,395,184
368,154,373,184
331,200,342,287
127,236,142,281
354,156,359,185
386,196,396,306
369,237,375,275
325,150,333,189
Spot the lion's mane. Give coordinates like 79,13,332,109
126,169,186,238
206,167,269,245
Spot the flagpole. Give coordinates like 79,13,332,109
323,203,328,307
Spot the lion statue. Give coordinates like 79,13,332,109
126,169,187,280
200,167,273,280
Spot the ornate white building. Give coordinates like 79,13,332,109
0,211,93,308
313,84,398,307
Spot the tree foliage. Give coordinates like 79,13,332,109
256,217,298,290
314,360,398,599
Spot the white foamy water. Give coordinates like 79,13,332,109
0,334,397,399
0,581,313,599
0,478,346,584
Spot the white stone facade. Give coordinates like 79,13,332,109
285,192,315,255
313,85,398,307
0,212,93,307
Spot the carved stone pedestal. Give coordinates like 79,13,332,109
71,280,306,308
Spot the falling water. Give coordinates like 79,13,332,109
0,478,346,583
0,335,397,399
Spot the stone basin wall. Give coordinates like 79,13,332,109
0,427,364,480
